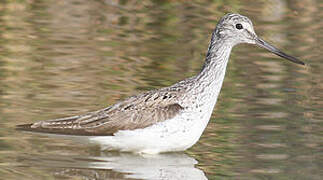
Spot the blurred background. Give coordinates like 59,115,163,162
0,0,322,179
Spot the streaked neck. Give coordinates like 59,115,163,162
196,33,233,84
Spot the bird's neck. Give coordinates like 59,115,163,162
184,35,233,123
195,35,233,88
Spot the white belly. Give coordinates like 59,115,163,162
89,104,215,154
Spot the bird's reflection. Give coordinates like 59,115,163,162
19,152,207,180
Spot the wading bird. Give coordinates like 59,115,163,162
17,13,305,154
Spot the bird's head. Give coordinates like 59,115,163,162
214,13,304,65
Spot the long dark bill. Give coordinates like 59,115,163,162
255,37,305,65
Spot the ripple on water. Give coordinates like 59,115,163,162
255,125,283,131
256,154,289,160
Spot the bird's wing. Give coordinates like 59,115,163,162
16,90,184,136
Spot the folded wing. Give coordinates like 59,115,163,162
16,90,184,136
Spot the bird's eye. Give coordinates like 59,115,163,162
235,23,243,30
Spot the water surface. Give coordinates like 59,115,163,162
0,0,322,179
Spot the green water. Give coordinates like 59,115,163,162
0,0,322,179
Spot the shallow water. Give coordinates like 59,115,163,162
0,0,322,179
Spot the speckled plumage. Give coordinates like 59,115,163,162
17,13,304,153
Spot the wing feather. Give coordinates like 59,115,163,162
16,90,184,136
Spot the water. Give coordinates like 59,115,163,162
0,0,322,179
